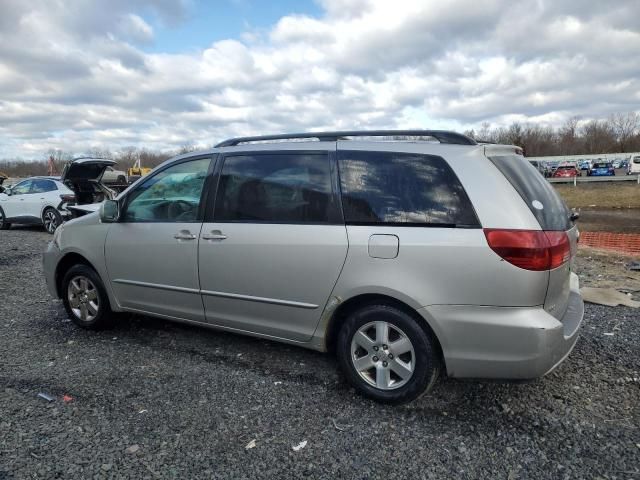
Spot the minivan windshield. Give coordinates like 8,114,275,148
489,155,571,231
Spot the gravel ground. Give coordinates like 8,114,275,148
1,227,638,479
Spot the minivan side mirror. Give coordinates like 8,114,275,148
100,200,120,223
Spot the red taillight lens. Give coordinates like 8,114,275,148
484,229,570,271
60,194,76,202
544,231,571,268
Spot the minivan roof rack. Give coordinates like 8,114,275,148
215,130,477,147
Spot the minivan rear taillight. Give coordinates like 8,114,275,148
484,229,570,271
60,194,76,203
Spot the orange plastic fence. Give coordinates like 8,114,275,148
579,232,640,256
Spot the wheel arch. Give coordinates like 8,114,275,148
54,252,98,298
323,293,445,368
40,203,60,220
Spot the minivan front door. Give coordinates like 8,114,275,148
105,157,212,321
198,151,348,342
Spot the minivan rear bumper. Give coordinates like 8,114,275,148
420,272,584,379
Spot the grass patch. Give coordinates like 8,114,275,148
553,183,640,209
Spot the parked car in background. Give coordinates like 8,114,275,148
43,130,584,404
628,156,640,175
528,160,546,177
0,177,76,233
578,160,592,171
100,166,128,185
553,163,580,177
588,161,615,176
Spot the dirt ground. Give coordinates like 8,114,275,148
575,247,640,294
576,208,640,233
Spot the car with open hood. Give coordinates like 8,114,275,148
60,158,118,217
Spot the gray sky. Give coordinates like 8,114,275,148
1,0,639,158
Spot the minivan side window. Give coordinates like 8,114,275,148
214,153,339,224
124,158,211,222
338,150,480,227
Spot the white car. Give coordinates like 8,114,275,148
0,177,76,233
100,166,128,185
628,155,640,175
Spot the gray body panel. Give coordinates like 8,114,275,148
198,223,348,341
330,226,548,310
42,136,585,382
544,226,579,320
104,222,205,322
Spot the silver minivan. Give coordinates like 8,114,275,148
43,131,584,404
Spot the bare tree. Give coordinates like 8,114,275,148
610,112,640,152
558,116,580,154
581,119,617,154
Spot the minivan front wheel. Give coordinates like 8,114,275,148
61,265,114,329
337,304,440,404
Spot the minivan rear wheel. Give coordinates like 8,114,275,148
337,304,440,404
61,265,115,329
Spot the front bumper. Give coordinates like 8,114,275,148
420,273,584,379
43,241,62,298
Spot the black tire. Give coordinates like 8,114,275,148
117,175,126,184
61,264,115,329
42,207,62,234
0,207,10,230
336,304,441,404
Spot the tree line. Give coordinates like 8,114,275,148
0,145,197,178
465,112,640,157
1,112,639,177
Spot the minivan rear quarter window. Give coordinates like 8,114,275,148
338,150,479,227
489,155,571,231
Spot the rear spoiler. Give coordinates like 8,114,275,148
483,145,524,156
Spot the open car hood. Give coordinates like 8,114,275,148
62,158,116,182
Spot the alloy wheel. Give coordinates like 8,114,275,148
43,210,58,233
67,275,100,322
350,321,415,390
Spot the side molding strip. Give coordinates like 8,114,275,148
112,279,318,310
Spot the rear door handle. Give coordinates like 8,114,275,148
202,230,227,240
174,230,196,240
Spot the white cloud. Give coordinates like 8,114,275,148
0,0,639,158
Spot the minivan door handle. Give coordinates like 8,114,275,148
174,230,197,240
202,230,227,241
